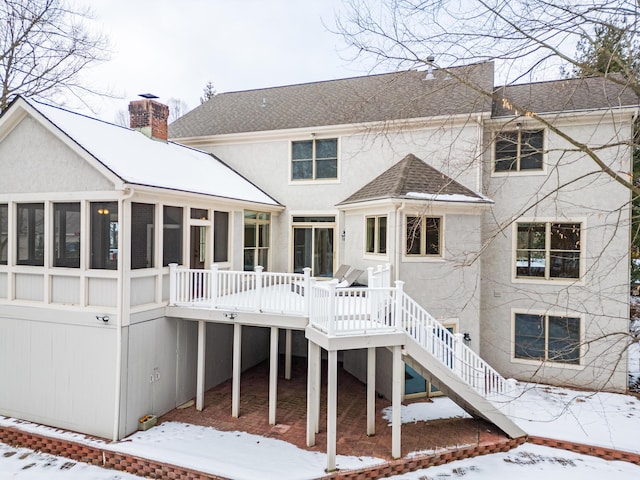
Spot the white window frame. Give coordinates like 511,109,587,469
510,308,584,369
512,218,585,285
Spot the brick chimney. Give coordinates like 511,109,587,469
129,96,169,141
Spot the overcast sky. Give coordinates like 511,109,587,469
83,0,368,122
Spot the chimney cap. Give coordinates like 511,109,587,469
138,93,159,99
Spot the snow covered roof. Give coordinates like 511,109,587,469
21,97,280,207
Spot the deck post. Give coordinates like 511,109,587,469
394,280,405,331
285,329,292,380
454,333,464,379
196,320,206,411
391,344,402,459
303,267,312,315
255,265,264,311
209,263,219,308
326,349,338,472
169,263,178,305
327,279,338,336
232,323,242,418
367,347,376,436
306,341,319,446
367,266,374,287
269,326,278,425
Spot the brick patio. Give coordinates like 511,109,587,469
160,356,508,460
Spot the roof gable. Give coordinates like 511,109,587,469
10,97,279,206
338,154,490,205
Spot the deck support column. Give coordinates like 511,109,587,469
269,326,278,425
391,345,402,459
285,329,292,380
196,320,206,411
326,349,338,472
232,323,242,418
367,347,376,436
306,341,320,447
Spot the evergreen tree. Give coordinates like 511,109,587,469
200,81,216,104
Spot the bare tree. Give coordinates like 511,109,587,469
0,0,110,111
167,97,189,123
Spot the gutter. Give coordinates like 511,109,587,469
395,202,406,283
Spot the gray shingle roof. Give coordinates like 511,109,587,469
493,76,639,117
338,154,489,206
169,62,494,138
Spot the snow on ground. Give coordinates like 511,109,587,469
390,443,640,480
381,396,471,424
106,422,384,480
502,382,640,453
0,442,138,479
3,384,640,478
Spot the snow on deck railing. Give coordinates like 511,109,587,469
399,292,507,396
169,264,309,316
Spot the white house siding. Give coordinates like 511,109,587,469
0,116,114,193
0,308,117,438
197,118,482,275
480,113,634,392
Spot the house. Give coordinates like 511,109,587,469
0,61,637,469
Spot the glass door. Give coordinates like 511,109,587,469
292,216,335,277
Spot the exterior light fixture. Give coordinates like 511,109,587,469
341,230,346,241
98,208,109,215
463,332,472,345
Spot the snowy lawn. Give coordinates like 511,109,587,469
390,443,640,479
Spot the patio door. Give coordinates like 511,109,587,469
292,216,335,277
190,226,207,269
405,324,456,399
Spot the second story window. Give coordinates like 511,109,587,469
365,216,387,254
494,129,544,172
291,138,338,180
516,222,581,280
406,216,441,257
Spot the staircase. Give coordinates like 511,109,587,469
398,292,525,438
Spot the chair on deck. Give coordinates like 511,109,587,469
337,268,363,288
333,264,351,281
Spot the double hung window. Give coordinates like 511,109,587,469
514,313,581,365
53,203,80,268
406,216,441,257
291,138,338,180
516,222,581,280
495,130,544,172
365,216,387,254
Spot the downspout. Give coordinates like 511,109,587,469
395,202,406,283
113,186,135,441
475,114,483,193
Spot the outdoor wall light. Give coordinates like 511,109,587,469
341,230,346,241
463,332,472,344
224,312,237,320
96,314,110,323
516,122,523,130
97,208,109,215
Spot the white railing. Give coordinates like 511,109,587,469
308,280,399,336
168,263,507,396
169,264,309,316
398,292,507,396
